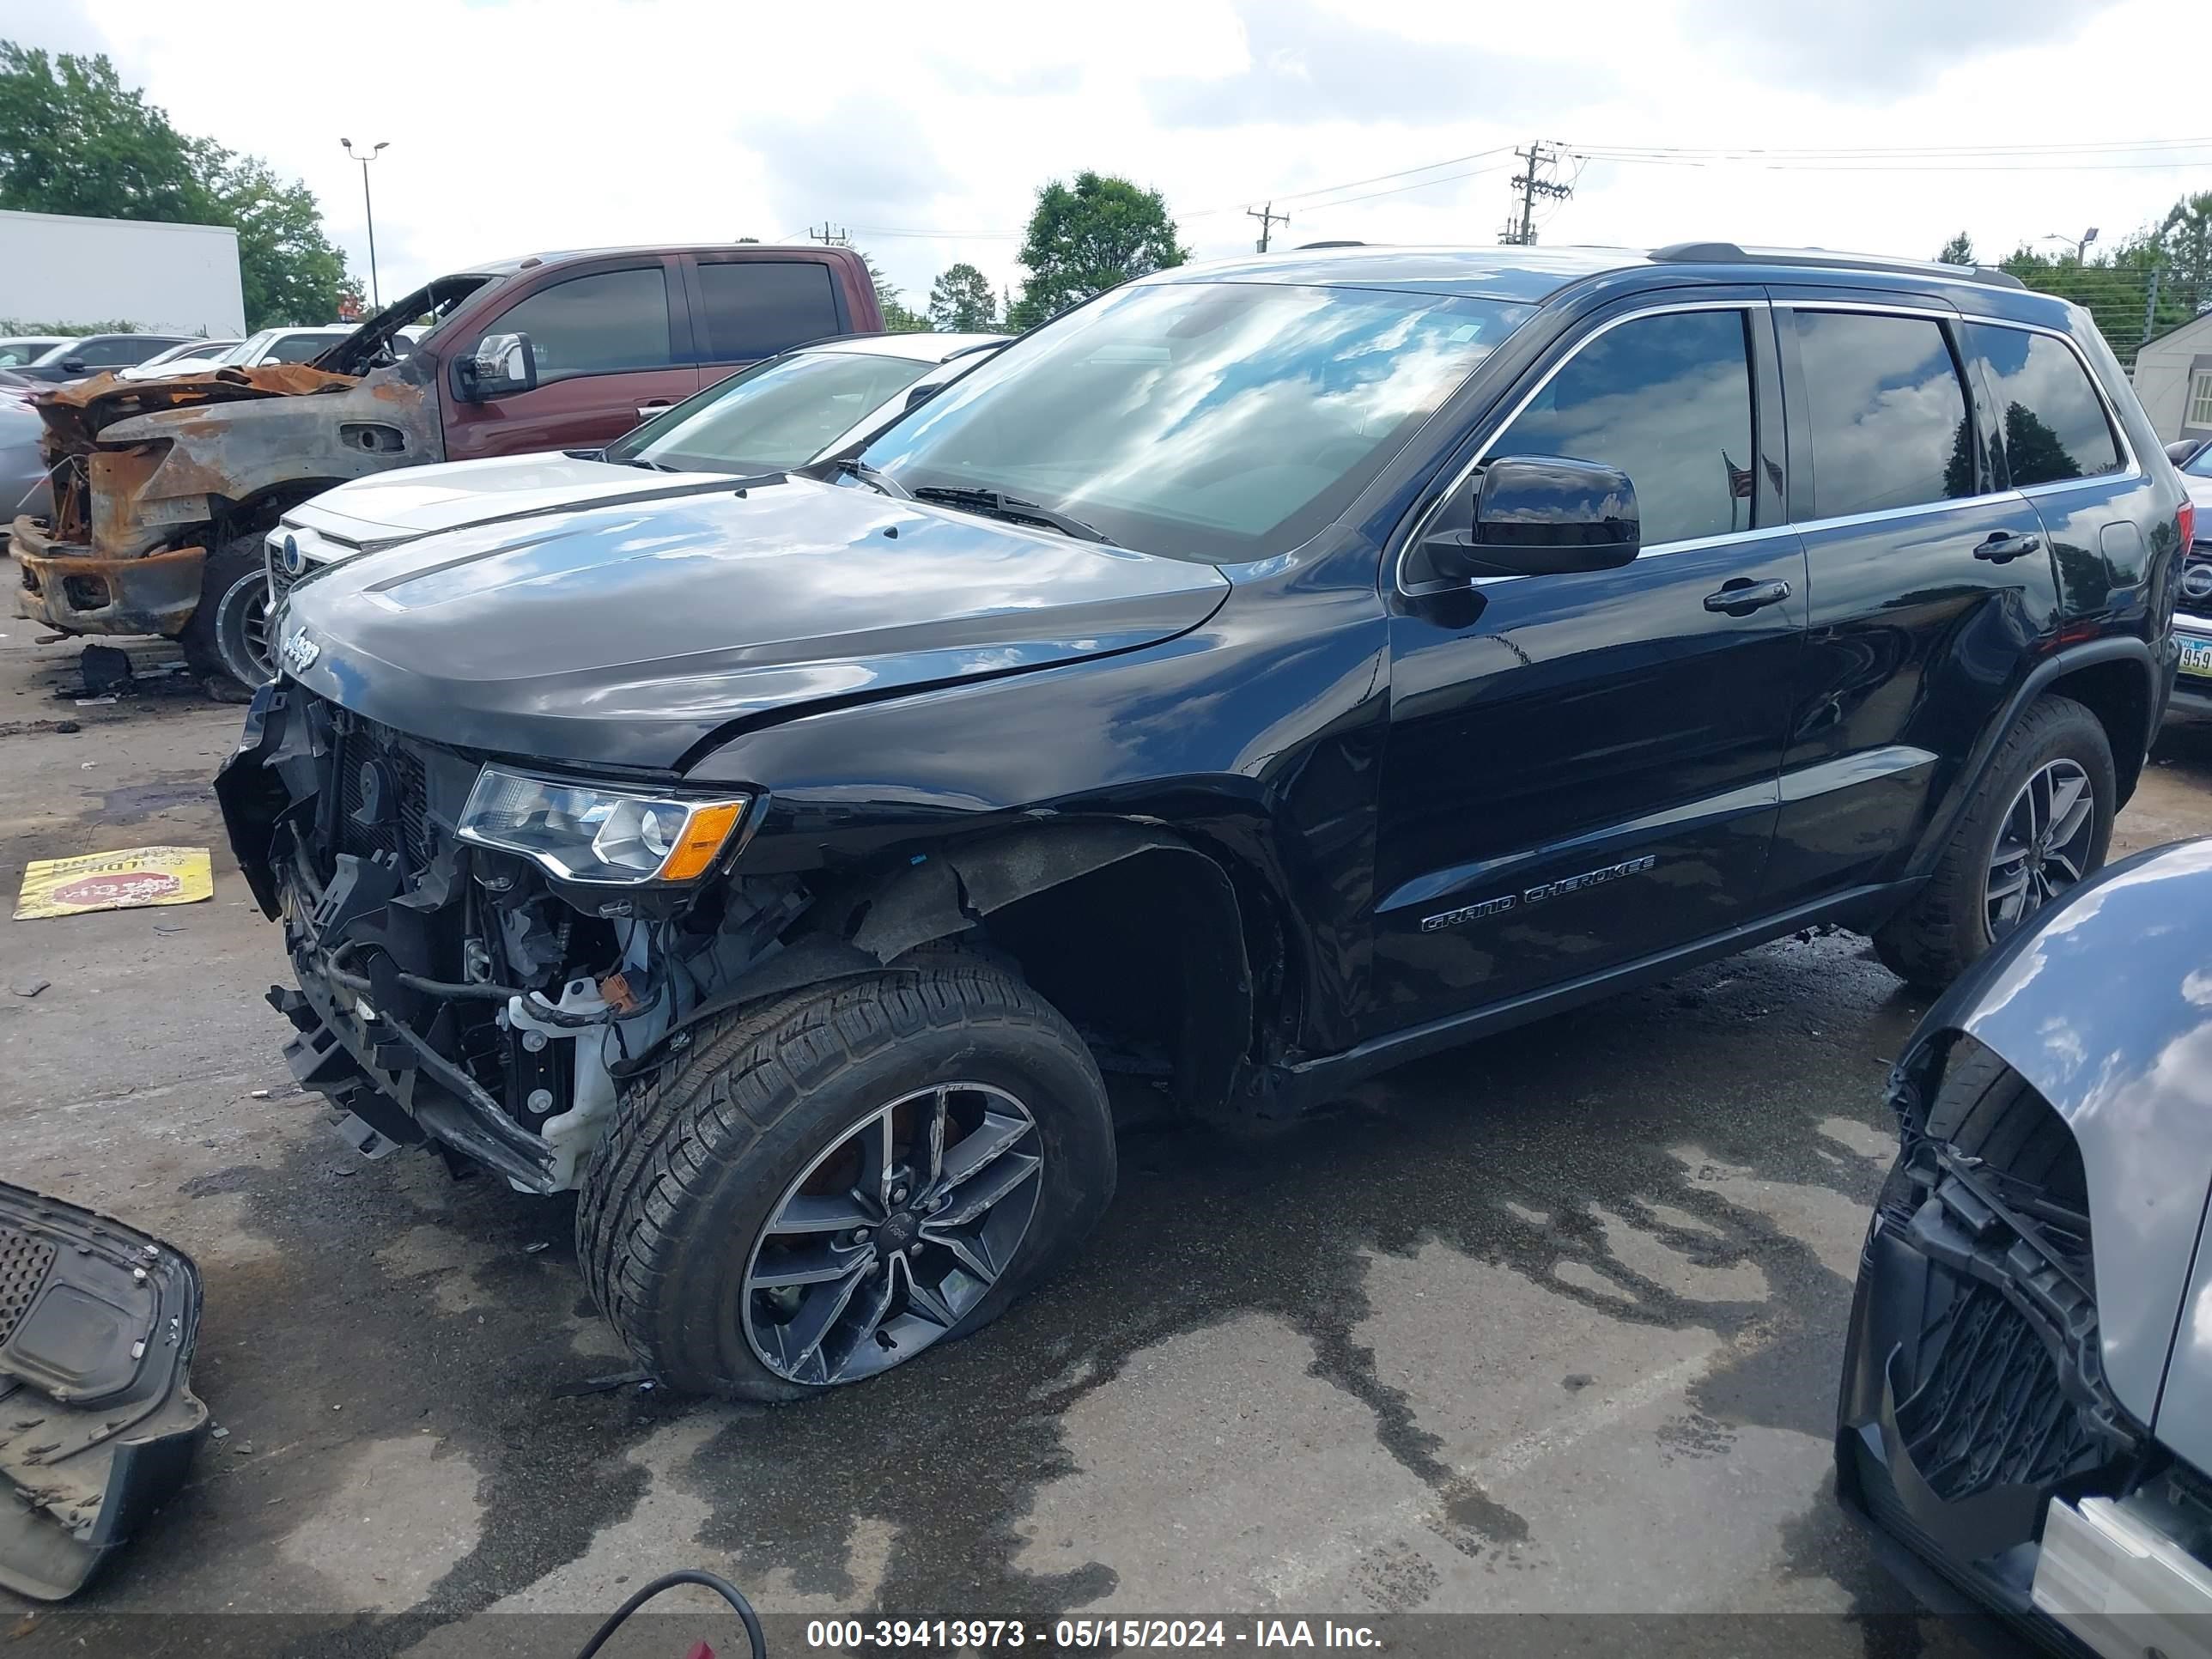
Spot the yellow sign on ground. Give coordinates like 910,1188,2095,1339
14,845,215,921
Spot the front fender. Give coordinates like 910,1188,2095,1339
1899,837,2212,1436
88,371,440,557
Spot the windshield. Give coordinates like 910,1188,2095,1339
857,280,1533,560
0,339,61,365
609,349,934,474
219,330,282,365
2185,445,2212,479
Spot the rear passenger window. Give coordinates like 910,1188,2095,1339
1795,312,1974,520
696,262,842,362
1488,308,1757,548
491,266,675,380
1964,323,2122,487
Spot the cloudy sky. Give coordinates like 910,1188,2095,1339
9,0,2207,310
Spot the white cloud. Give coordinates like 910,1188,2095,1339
0,0,2197,313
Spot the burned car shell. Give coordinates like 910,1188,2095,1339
11,359,435,637
1838,837,2212,1641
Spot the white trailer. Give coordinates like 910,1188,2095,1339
0,209,246,336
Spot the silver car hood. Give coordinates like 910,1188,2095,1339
283,454,735,554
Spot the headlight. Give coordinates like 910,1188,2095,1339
456,766,752,885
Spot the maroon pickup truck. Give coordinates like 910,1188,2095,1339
11,244,883,693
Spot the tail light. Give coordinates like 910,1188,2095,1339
2183,497,2197,552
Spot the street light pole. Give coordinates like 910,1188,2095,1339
340,138,389,310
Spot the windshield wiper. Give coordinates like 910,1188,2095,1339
623,457,677,471
908,485,1115,545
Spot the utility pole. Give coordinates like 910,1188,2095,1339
2145,264,2163,352
1501,142,1572,246
1247,201,1290,253
340,138,388,309
807,222,849,247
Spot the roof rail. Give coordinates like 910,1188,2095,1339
1295,240,1368,250
1649,240,2027,292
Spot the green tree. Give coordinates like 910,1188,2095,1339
2001,240,2183,366
0,45,208,222
0,44,349,328
201,149,349,327
927,262,997,331
1013,170,1188,323
1936,232,1975,265
857,251,932,332
2155,191,2211,317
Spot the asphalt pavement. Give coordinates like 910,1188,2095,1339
6,628,2208,1656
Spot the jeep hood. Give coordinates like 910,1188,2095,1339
286,453,733,553
277,475,1230,769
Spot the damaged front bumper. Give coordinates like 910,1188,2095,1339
1836,1109,2142,1652
0,1182,207,1602
216,680,783,1197
11,515,207,636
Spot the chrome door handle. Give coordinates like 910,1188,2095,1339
635,401,675,421
1704,578,1792,616
1975,531,2042,562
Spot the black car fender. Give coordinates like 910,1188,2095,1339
1904,636,2160,886
1891,837,2212,1440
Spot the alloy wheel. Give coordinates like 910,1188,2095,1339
741,1082,1044,1387
1985,758,2095,937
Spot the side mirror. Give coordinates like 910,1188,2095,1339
2167,440,2203,466
1422,455,1640,580
59,358,85,374
456,331,538,402
904,381,946,410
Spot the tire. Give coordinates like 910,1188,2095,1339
576,961,1115,1401
1873,694,2114,990
178,535,272,700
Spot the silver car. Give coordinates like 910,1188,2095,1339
1838,836,2212,1656
237,331,1006,686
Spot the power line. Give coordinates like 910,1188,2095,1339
1183,145,1515,218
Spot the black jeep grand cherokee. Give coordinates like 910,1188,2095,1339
219,242,2189,1398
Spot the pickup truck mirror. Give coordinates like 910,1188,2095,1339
1422,454,1640,580
457,331,538,403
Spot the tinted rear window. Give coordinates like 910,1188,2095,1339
696,262,842,362
1964,323,2122,488
1795,311,1974,520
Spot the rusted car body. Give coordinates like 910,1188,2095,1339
9,246,884,690
12,361,421,637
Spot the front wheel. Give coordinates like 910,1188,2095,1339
1873,693,2114,989
576,961,1116,1400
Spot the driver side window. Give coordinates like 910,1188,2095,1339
484,266,676,384
1491,309,1756,548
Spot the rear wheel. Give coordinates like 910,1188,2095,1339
178,535,272,700
1873,695,2113,989
576,960,1116,1400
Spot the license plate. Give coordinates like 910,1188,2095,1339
2182,637,2212,679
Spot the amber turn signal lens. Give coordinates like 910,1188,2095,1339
659,800,747,881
